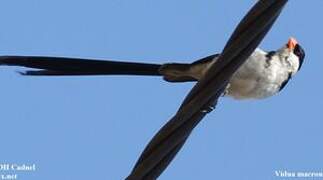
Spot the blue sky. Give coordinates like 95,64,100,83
0,1,322,179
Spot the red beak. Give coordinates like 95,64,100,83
287,37,298,51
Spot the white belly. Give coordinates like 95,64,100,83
226,50,290,99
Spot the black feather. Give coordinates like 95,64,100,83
279,72,292,92
1,56,162,76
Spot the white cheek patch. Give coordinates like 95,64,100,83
288,53,300,74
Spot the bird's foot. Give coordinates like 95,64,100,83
201,105,215,114
222,83,231,97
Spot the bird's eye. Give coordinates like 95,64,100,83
294,44,304,58
293,44,305,70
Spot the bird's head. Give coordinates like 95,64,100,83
276,37,305,74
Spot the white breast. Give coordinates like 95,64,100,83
226,49,292,99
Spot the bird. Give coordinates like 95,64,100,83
0,37,305,99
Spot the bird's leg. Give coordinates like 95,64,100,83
222,83,231,97
200,105,215,113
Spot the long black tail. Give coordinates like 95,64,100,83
0,56,162,76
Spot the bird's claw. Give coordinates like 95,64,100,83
201,105,215,114
222,83,231,97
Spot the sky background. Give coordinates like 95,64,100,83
0,1,322,180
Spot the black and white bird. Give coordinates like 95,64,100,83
0,37,305,99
